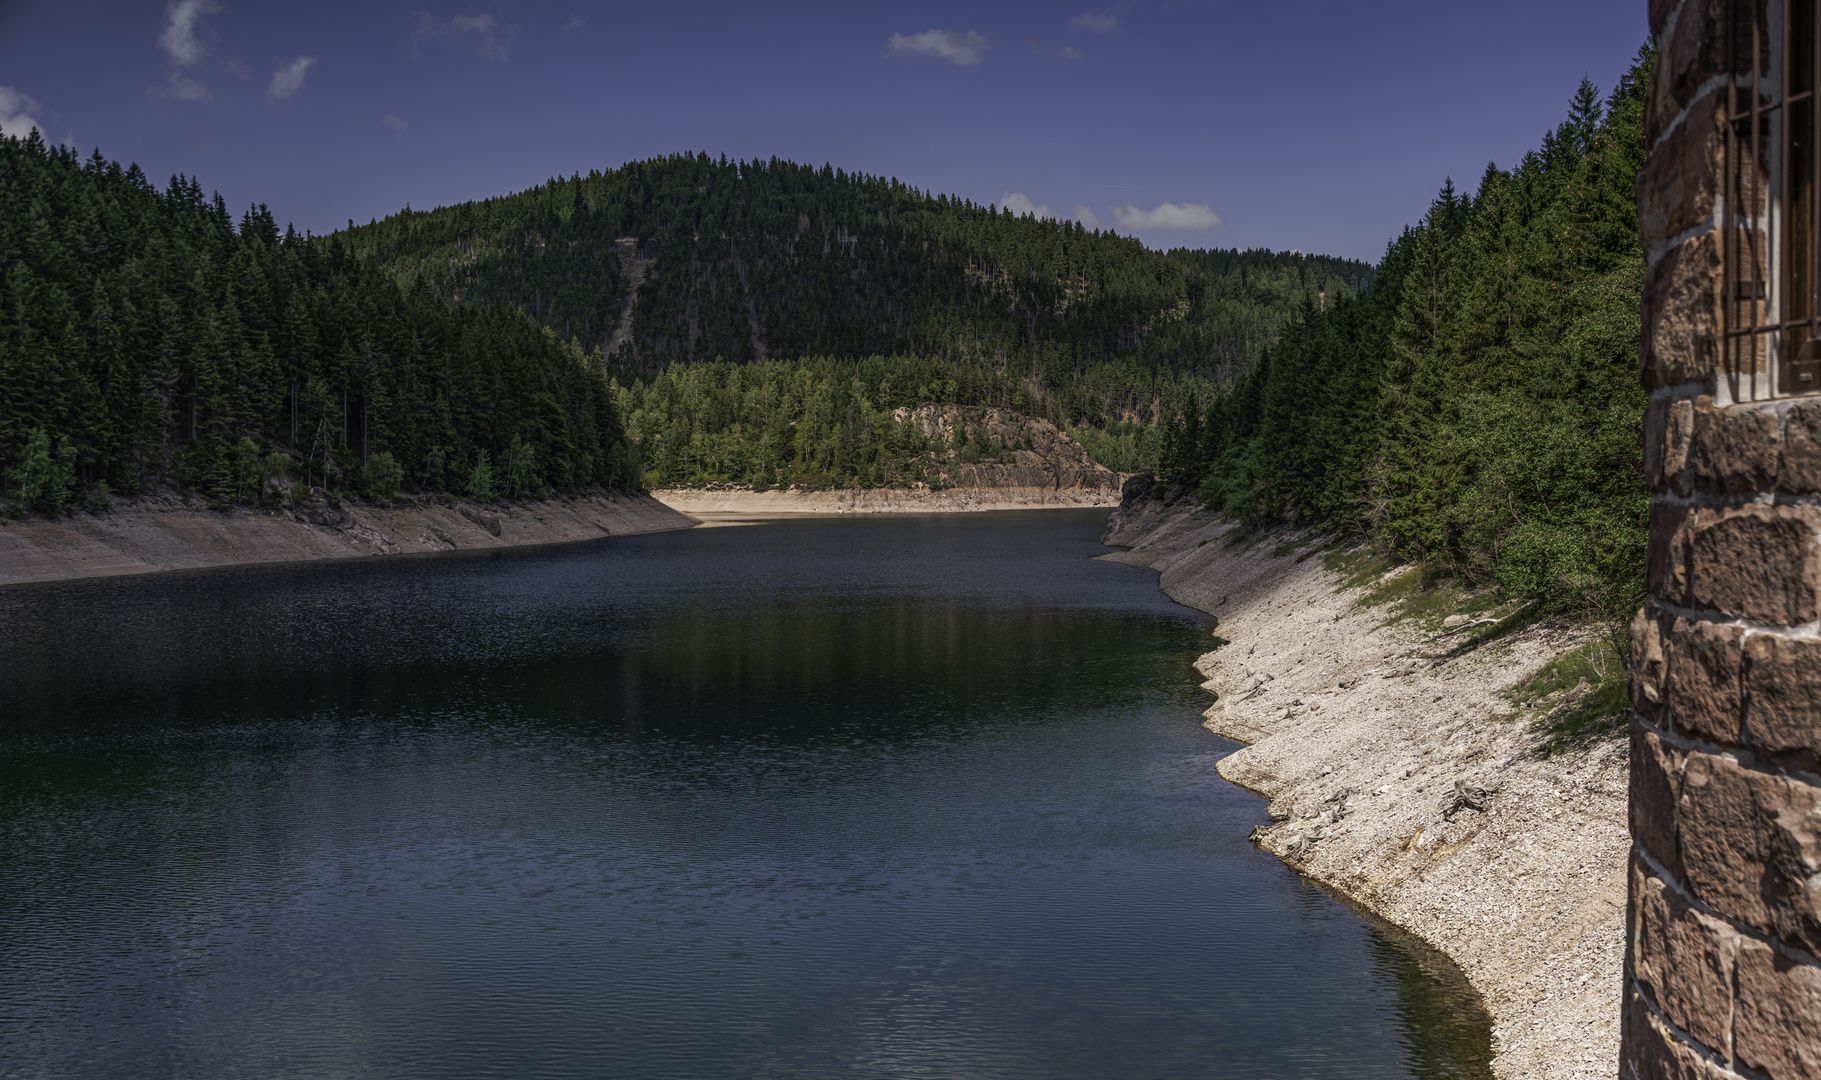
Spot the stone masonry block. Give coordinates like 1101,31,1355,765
1640,97,1736,255
1649,0,1763,146
1633,604,1672,723
1782,400,1821,496
1667,616,1745,744
1632,851,1740,1054
1734,937,1821,1080
1647,396,1671,492
1620,982,1734,1079
1633,716,1688,878
1690,399,1781,495
1643,231,1725,391
1658,397,1696,497
1650,0,1718,145
1744,633,1821,768
1687,504,1821,624
1650,501,1694,608
1679,750,1821,954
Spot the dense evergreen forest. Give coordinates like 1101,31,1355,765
0,43,1651,629
0,129,642,512
341,155,1368,485
1158,50,1653,621
346,155,1367,399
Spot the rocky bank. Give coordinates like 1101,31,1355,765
1101,487,1628,1080
655,405,1126,516
0,491,697,586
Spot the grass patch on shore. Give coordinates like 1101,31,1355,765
1507,638,1630,755
1323,549,1515,631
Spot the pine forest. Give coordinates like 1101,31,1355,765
0,45,1650,620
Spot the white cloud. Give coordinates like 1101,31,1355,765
561,17,585,32
416,11,513,62
888,28,990,66
159,0,219,67
1109,202,1224,231
1071,204,1102,229
160,72,212,100
383,113,408,130
1069,11,1119,33
268,56,315,99
998,192,1054,220
0,86,44,139
1060,45,1084,60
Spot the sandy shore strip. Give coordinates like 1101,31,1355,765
1101,495,1626,1080
0,492,698,586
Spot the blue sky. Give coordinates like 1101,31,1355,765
0,2,1644,261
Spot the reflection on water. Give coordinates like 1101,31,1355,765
0,511,1490,1079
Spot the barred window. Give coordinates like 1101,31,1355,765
1726,0,1821,398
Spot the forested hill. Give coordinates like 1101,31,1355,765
1159,50,1654,625
0,130,643,512
343,156,1370,382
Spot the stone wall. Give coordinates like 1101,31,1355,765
1626,1,1821,1076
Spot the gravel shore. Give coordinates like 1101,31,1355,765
0,491,697,585
1101,496,1627,1080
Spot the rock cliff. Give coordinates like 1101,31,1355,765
655,405,1126,515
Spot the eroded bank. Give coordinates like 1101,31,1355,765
0,491,697,586
1101,494,1627,1080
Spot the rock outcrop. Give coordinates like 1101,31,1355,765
1102,492,1628,1080
656,406,1126,515
0,491,696,586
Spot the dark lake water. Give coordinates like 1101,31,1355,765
0,510,1490,1079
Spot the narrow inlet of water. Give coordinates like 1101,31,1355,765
0,509,1490,1079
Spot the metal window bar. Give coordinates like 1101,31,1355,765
1726,0,1821,399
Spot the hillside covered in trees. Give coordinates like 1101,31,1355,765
346,156,1367,380
0,135,1368,510
1158,50,1653,621
336,156,1367,487
0,130,642,513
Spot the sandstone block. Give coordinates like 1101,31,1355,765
1734,936,1821,1080
1646,396,1671,492
1620,982,1734,1079
1639,97,1733,254
1667,616,1744,744
1678,750,1821,953
1650,501,1694,608
1689,399,1781,495
1648,0,1761,146
1633,717,1688,878
1687,503,1821,624
1659,397,1697,496
1781,399,1821,495
1743,632,1821,767
1632,604,1671,723
1632,852,1739,1055
1644,231,1725,390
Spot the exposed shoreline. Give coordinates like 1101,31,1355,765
652,485,1122,517
0,491,699,586
1101,495,1626,1080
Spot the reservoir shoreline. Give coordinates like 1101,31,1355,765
0,491,698,586
1100,492,1626,1080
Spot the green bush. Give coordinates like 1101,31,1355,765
363,452,404,501
468,451,496,502
7,428,79,513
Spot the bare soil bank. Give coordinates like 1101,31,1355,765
0,492,698,586
1101,497,1626,1080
